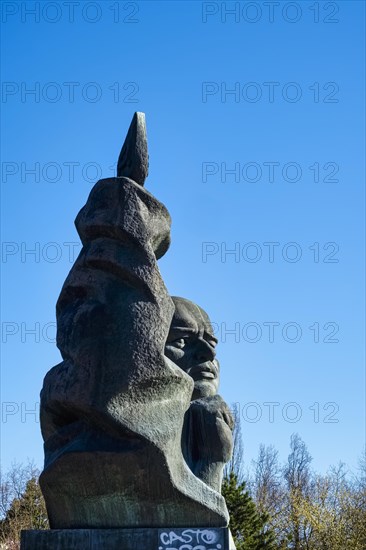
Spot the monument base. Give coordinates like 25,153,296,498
21,527,236,549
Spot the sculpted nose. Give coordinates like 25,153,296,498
194,339,216,362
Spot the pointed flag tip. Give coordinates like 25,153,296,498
117,112,148,186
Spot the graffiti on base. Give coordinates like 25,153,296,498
158,528,224,550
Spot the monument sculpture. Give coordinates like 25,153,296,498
22,113,236,549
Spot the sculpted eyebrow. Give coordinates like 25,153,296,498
169,327,196,334
166,328,195,343
204,332,218,345
168,327,218,345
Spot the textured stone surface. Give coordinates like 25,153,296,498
21,527,235,550
39,113,233,530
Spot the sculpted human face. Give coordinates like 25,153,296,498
165,297,219,400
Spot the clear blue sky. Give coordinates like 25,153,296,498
1,1,365,477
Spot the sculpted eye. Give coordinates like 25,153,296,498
172,337,189,348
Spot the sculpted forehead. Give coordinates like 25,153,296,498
171,297,213,333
